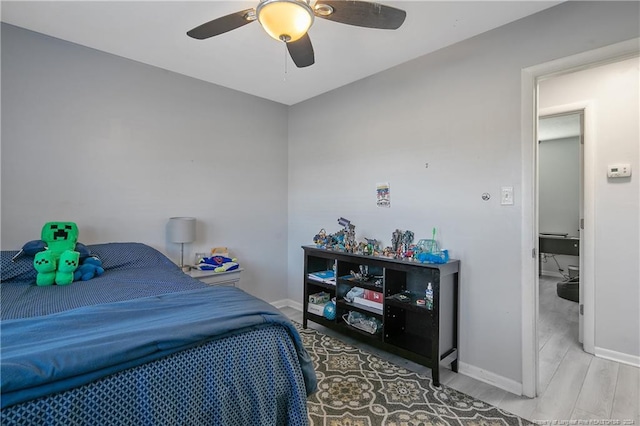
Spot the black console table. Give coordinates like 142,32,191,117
302,245,460,387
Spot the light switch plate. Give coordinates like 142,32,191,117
501,186,514,205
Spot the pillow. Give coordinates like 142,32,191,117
87,242,179,272
1,251,37,283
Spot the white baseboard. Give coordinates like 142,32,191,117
458,362,523,396
595,347,640,368
270,298,302,311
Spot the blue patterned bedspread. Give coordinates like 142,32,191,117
0,243,316,412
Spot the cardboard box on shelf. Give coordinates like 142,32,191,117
307,301,329,316
309,291,330,304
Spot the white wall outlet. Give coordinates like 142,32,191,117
607,164,631,178
501,186,514,205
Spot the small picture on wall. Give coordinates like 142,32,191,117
377,182,390,208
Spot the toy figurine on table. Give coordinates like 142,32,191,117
313,229,329,248
195,255,239,273
391,229,415,259
312,217,357,252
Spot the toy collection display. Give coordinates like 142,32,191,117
13,222,104,286
313,219,449,264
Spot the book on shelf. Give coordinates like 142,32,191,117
363,289,383,303
352,296,383,313
307,270,336,284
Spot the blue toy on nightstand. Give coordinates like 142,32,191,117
196,255,239,273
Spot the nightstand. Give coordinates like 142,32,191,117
187,268,243,286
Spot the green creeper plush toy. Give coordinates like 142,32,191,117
33,222,80,286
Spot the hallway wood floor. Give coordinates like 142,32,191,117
280,277,639,423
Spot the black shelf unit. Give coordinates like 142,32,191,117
302,245,459,386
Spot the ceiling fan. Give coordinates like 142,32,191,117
187,0,406,68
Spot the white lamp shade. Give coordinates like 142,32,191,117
167,217,196,243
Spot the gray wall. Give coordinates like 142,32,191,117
287,1,640,385
1,23,290,304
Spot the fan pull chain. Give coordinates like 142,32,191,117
283,41,288,81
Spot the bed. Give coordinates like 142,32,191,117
1,242,316,425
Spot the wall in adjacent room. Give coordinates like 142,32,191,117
1,23,290,303
539,136,581,238
287,1,640,386
538,136,581,277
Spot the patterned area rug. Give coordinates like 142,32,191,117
296,323,531,426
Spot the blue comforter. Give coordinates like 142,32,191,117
1,243,316,409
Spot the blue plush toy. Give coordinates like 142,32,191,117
196,255,239,273
73,256,104,281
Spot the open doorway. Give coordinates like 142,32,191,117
520,38,639,398
536,111,583,394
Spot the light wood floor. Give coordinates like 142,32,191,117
280,278,639,423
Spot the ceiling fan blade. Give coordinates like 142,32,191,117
314,1,406,30
187,9,256,40
287,34,315,68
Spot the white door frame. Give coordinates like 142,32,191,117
520,38,639,398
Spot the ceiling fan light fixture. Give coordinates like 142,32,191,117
243,10,257,22
256,0,314,43
313,3,334,17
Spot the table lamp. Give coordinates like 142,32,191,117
167,217,196,270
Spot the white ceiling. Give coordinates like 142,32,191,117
1,1,561,105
